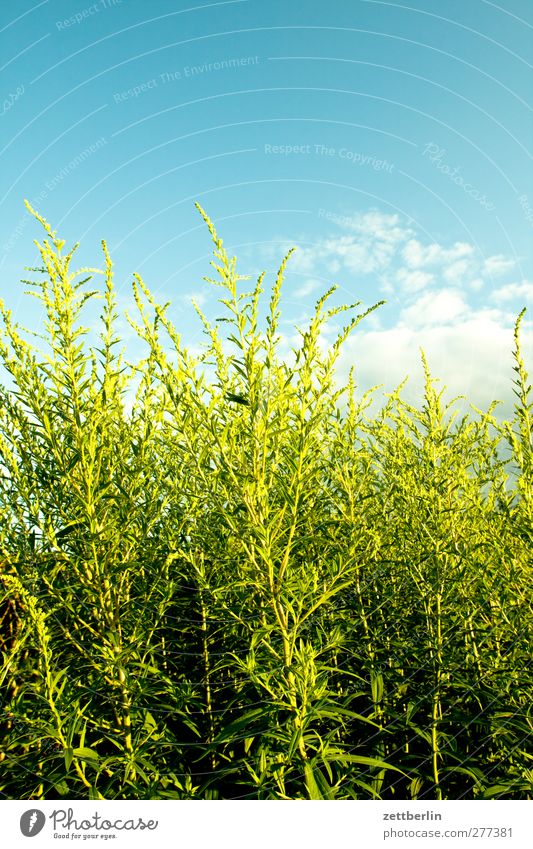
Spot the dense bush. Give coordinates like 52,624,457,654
0,203,531,799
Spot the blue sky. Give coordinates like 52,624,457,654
1,0,532,414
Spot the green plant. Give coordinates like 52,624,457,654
0,202,531,800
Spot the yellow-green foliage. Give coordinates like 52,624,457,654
0,204,531,800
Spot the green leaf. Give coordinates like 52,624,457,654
304,763,324,800
324,752,406,776
73,747,99,762
215,708,269,743
64,746,74,770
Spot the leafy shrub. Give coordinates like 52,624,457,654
0,203,531,800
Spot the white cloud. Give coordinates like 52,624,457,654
249,214,522,312
399,289,468,327
290,211,413,277
443,259,474,285
178,291,207,307
234,210,530,420
402,239,474,270
337,311,532,417
394,268,434,293
292,279,321,298
343,210,411,246
289,225,505,301
491,281,533,303
483,255,517,276
322,235,394,274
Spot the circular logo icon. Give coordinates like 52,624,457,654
20,809,46,837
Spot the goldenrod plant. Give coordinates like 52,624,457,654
0,203,531,799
